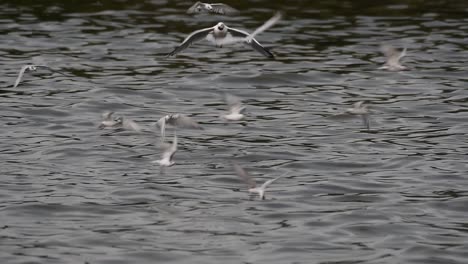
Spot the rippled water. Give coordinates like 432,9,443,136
1,1,468,263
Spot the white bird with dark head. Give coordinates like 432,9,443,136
167,13,282,58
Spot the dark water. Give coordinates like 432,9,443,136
1,0,468,263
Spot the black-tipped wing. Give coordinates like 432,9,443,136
167,27,214,56
228,28,274,58
210,3,239,15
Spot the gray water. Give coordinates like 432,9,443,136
1,0,468,263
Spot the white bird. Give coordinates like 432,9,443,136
98,112,119,129
152,133,178,167
221,94,246,121
156,114,203,143
345,101,370,130
233,163,281,200
378,45,408,71
187,1,239,15
13,64,67,88
167,14,279,58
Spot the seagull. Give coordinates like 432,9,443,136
167,12,282,58
13,64,67,88
378,45,408,71
98,112,119,129
152,132,177,167
187,1,239,15
156,114,203,143
221,94,246,121
345,101,370,130
115,116,142,132
233,163,281,200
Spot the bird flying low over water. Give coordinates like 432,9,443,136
221,93,246,121
167,12,282,58
233,163,281,200
152,132,178,167
13,64,67,88
378,45,408,71
156,114,203,143
345,101,370,130
187,1,239,15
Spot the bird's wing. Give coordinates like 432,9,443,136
13,65,34,88
167,27,214,56
361,114,370,130
233,163,256,189
157,117,167,142
102,111,114,120
224,93,242,108
123,118,142,132
35,65,69,77
260,176,281,190
354,101,364,108
162,133,177,160
228,28,274,58
246,12,282,43
186,1,203,14
398,47,407,60
170,115,203,129
381,45,404,65
210,3,239,15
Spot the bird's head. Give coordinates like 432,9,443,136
216,22,226,31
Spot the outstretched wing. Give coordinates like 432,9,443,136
102,111,114,120
260,176,281,190
210,3,239,15
13,65,35,88
246,12,282,43
361,114,370,130
167,27,214,56
381,45,405,65
224,93,245,114
169,114,203,130
233,163,256,189
228,28,274,58
123,118,142,132
162,133,177,161
187,1,203,14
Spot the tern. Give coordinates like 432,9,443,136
378,45,408,71
167,12,282,58
221,94,246,121
233,163,281,200
156,114,203,143
152,132,178,167
13,64,67,88
187,2,239,15
345,101,370,130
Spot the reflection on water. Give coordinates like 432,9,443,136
1,1,468,264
